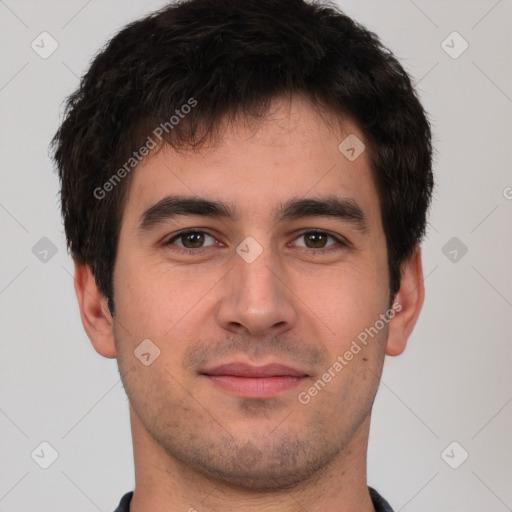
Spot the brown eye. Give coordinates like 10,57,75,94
303,232,329,248
293,231,340,250
165,230,217,250
180,232,206,248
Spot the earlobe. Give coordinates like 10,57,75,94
73,260,117,359
385,246,425,356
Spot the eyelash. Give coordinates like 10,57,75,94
162,229,348,255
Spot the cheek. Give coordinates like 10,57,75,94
293,261,388,342
113,252,200,328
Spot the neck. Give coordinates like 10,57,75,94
128,406,375,512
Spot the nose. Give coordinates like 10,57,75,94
216,246,297,337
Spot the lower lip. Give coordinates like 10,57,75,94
204,375,307,397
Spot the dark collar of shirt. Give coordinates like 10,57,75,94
113,486,395,511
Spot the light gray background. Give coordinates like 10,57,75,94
1,1,511,511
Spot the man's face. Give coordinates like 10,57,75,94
112,96,391,489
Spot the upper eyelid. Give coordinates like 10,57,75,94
166,229,218,245
165,229,348,247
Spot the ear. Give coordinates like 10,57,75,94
385,246,425,356
73,260,117,359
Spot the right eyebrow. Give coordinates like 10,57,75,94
137,195,240,234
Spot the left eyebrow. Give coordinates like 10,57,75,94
276,196,368,233
136,194,368,235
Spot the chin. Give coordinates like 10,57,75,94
165,433,341,492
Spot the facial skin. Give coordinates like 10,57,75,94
74,95,424,512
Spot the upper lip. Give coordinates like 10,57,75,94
201,362,308,378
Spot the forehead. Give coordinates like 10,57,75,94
121,96,381,228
